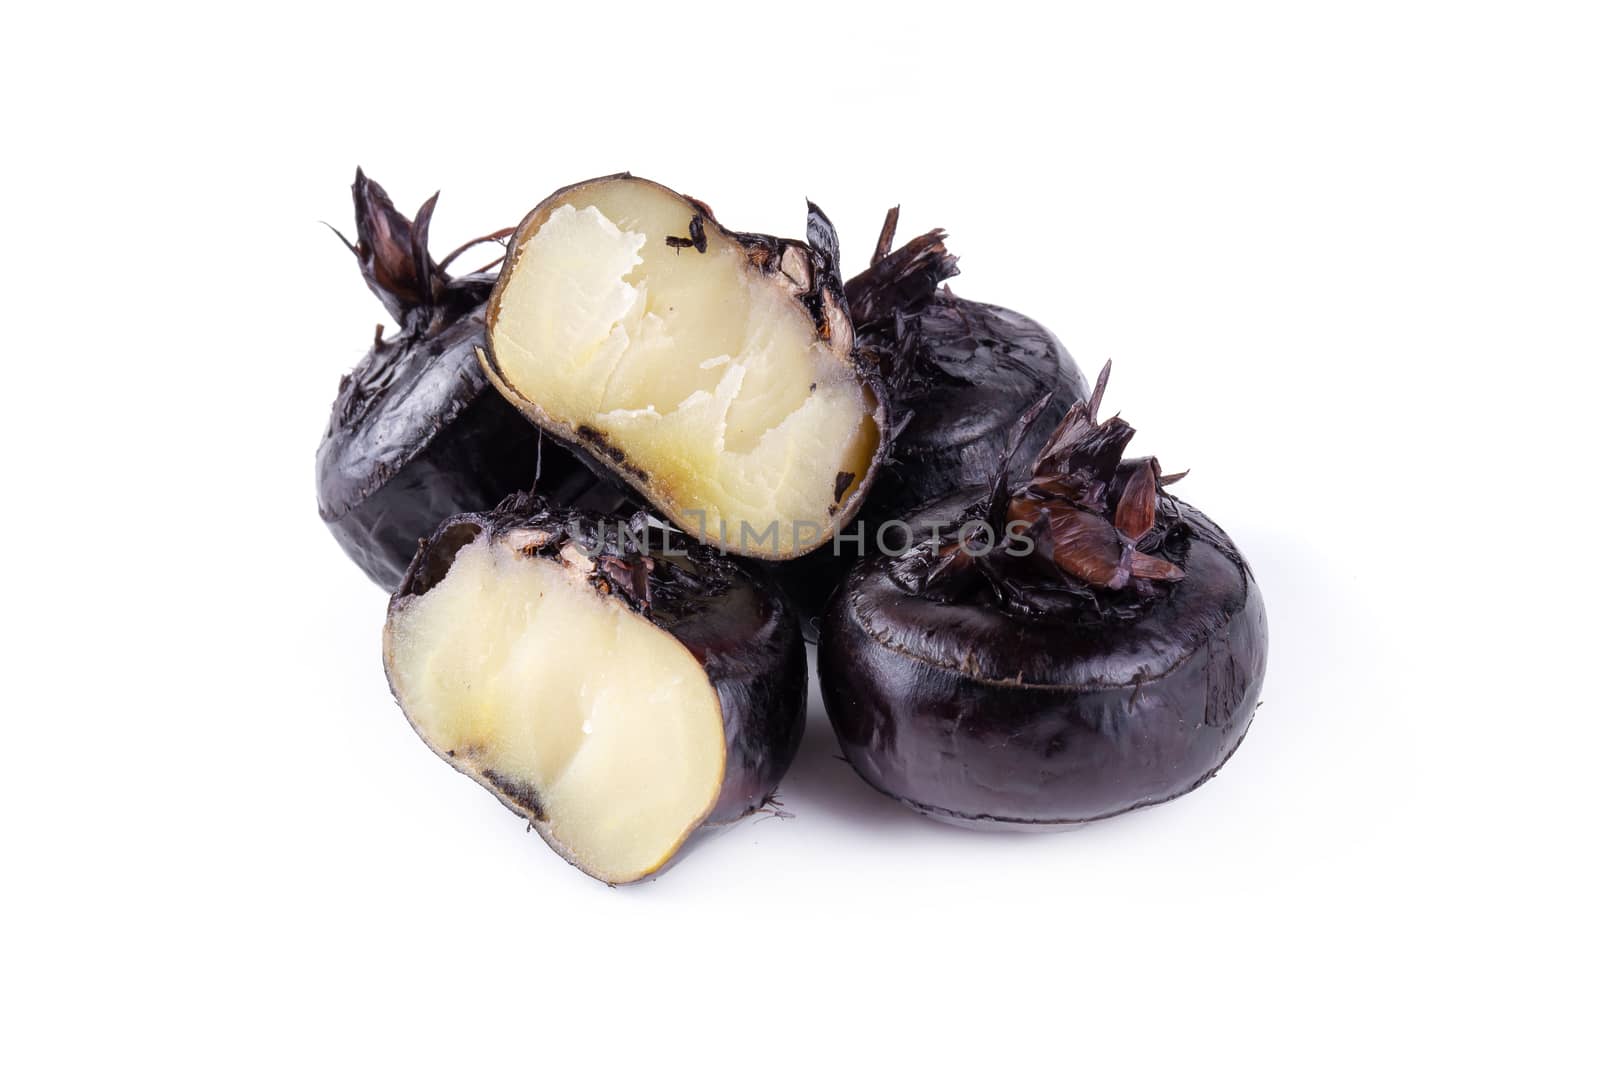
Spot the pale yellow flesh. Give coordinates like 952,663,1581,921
385,537,725,884
488,180,878,557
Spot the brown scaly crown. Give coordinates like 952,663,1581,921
844,206,960,331
1002,362,1186,590
839,207,961,409
895,362,1188,613
329,169,511,329
326,171,515,428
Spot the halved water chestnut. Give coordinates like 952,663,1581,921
315,171,620,589
384,495,806,884
481,175,887,560
818,366,1267,827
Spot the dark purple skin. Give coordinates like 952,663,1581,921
858,293,1090,527
848,210,1090,526
316,170,624,590
388,496,808,840
818,492,1267,827
778,215,1089,634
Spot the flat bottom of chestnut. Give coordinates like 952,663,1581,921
870,725,1255,832
384,536,725,884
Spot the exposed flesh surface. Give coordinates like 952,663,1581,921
385,535,725,883
487,179,879,557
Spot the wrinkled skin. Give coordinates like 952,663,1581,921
778,218,1089,634
316,170,623,589
818,492,1267,827
860,293,1089,526
317,303,620,588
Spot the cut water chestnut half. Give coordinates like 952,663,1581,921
482,175,887,560
384,495,806,884
819,366,1268,828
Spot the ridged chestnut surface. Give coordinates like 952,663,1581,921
820,494,1266,827
818,368,1266,826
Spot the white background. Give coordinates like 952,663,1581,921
3,2,1595,1062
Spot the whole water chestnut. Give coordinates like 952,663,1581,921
818,367,1267,827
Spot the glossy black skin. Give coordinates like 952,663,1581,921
316,171,625,591
657,538,809,825
818,492,1267,827
317,300,624,589
387,498,807,865
865,294,1089,526
779,294,1089,635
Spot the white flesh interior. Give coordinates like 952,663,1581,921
385,536,725,883
489,180,878,557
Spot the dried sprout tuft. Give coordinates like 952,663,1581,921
893,363,1189,616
